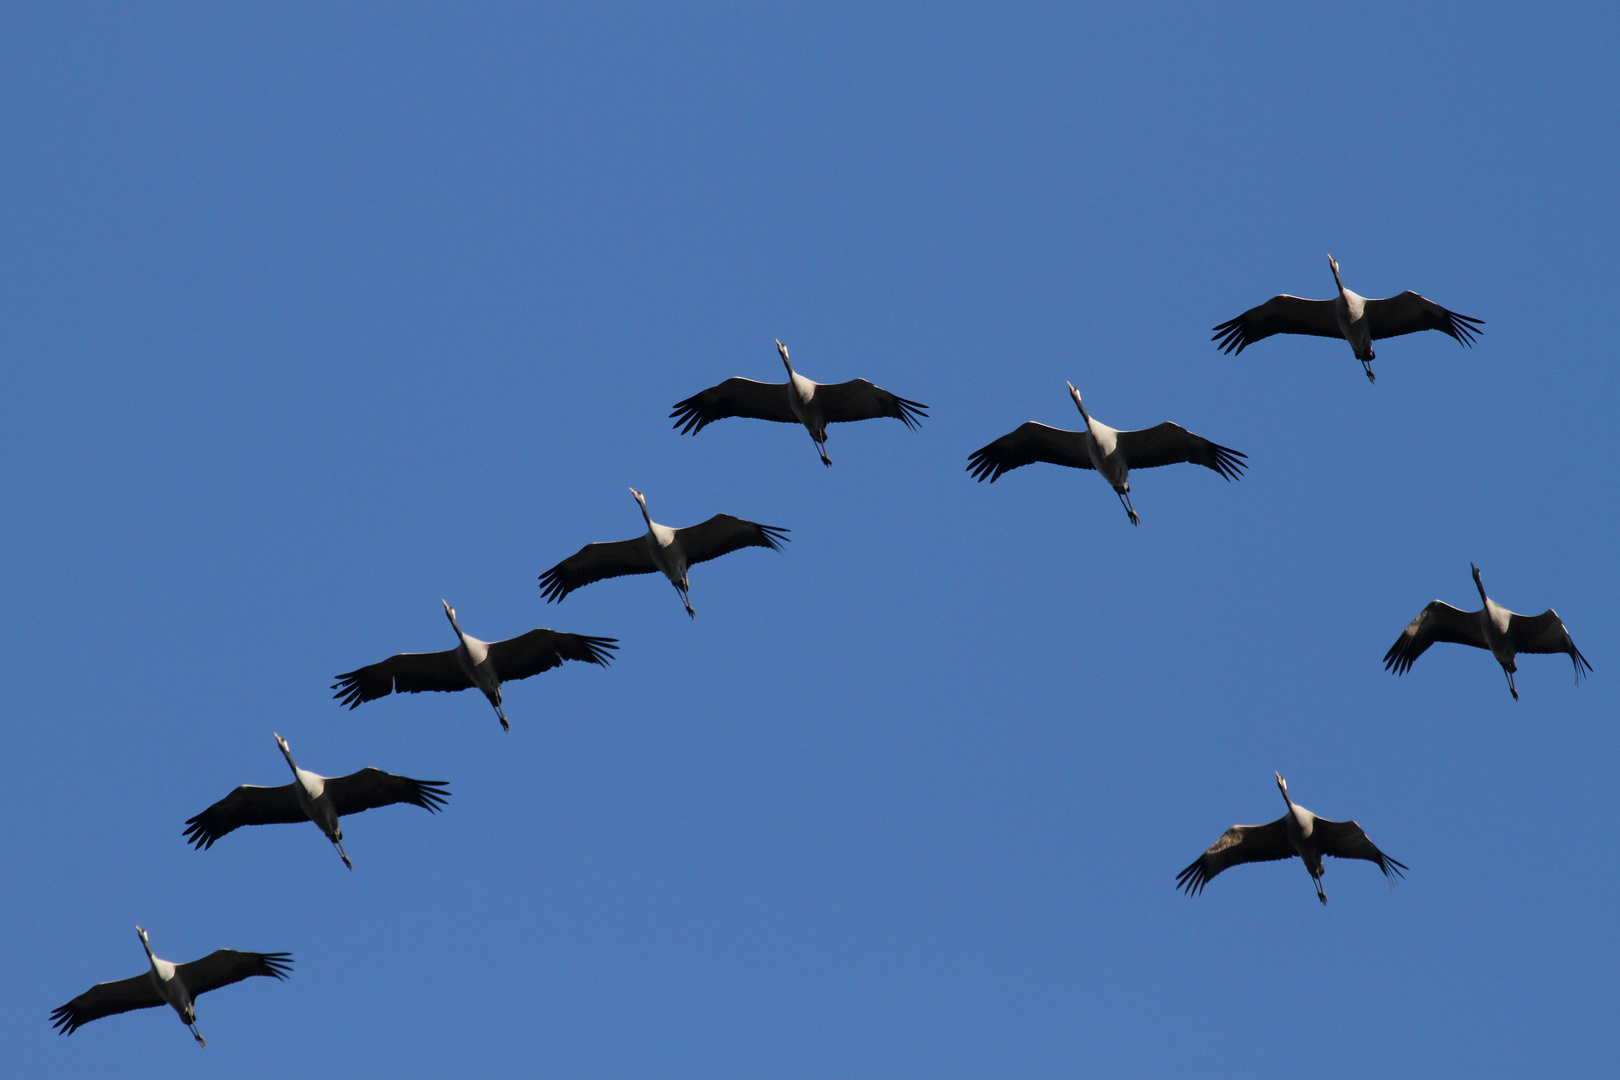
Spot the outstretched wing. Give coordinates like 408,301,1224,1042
671,379,796,434
539,538,658,603
1510,609,1592,680
489,628,618,680
814,379,928,428
324,768,451,818
331,649,470,709
1313,817,1407,883
1364,291,1484,345
675,514,789,567
1175,816,1294,896
966,422,1092,482
183,784,306,850
1115,422,1247,479
1211,295,1340,354
1382,601,1486,675
51,973,164,1034
175,950,293,998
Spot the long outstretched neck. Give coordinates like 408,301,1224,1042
1066,382,1092,427
1328,254,1345,294
1471,564,1489,606
777,339,794,378
137,927,156,966
274,733,299,777
442,600,467,645
1275,772,1295,811
630,488,654,530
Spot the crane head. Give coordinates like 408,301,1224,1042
776,339,793,374
442,600,460,629
274,732,290,755
1470,562,1481,581
1274,771,1288,793
136,925,148,943
629,487,646,506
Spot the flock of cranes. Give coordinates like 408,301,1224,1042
51,256,1592,1046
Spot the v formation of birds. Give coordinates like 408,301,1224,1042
51,257,1593,1045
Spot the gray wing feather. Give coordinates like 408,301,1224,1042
332,649,469,708
1510,609,1592,679
1312,817,1408,882
1364,292,1484,345
966,422,1092,482
539,538,658,602
323,768,451,817
488,628,618,680
1175,816,1294,895
671,378,796,433
813,379,928,428
1115,422,1247,478
175,950,293,997
51,973,164,1034
1383,601,1486,675
675,515,789,566
183,784,306,850
1212,295,1340,353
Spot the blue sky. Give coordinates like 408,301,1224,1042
3,4,1617,1077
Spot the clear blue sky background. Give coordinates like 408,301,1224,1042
4,4,1617,1077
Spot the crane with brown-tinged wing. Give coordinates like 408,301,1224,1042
1177,773,1406,905
540,488,788,618
1384,563,1591,700
50,926,291,1046
332,601,617,730
671,339,926,466
182,732,450,869
1212,255,1483,383
966,382,1245,526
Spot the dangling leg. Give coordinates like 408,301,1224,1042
189,1021,207,1047
1504,666,1518,701
1116,489,1139,526
814,433,832,467
675,582,695,618
1362,359,1376,384
1314,877,1328,905
332,837,353,871
486,690,510,731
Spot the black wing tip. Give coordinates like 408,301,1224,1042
330,673,367,709
181,821,219,850
965,448,1006,483
537,571,570,604
1210,317,1250,354
1210,443,1248,480
581,634,619,665
49,1005,81,1035
894,397,929,429
1381,855,1409,880
413,779,453,812
259,952,295,980
669,399,710,434
756,524,791,551
1174,862,1209,896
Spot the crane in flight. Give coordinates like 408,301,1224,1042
1177,773,1406,905
51,926,291,1046
333,601,617,730
182,733,450,869
540,488,788,617
1212,255,1483,383
671,339,926,465
1384,563,1591,699
967,382,1245,526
